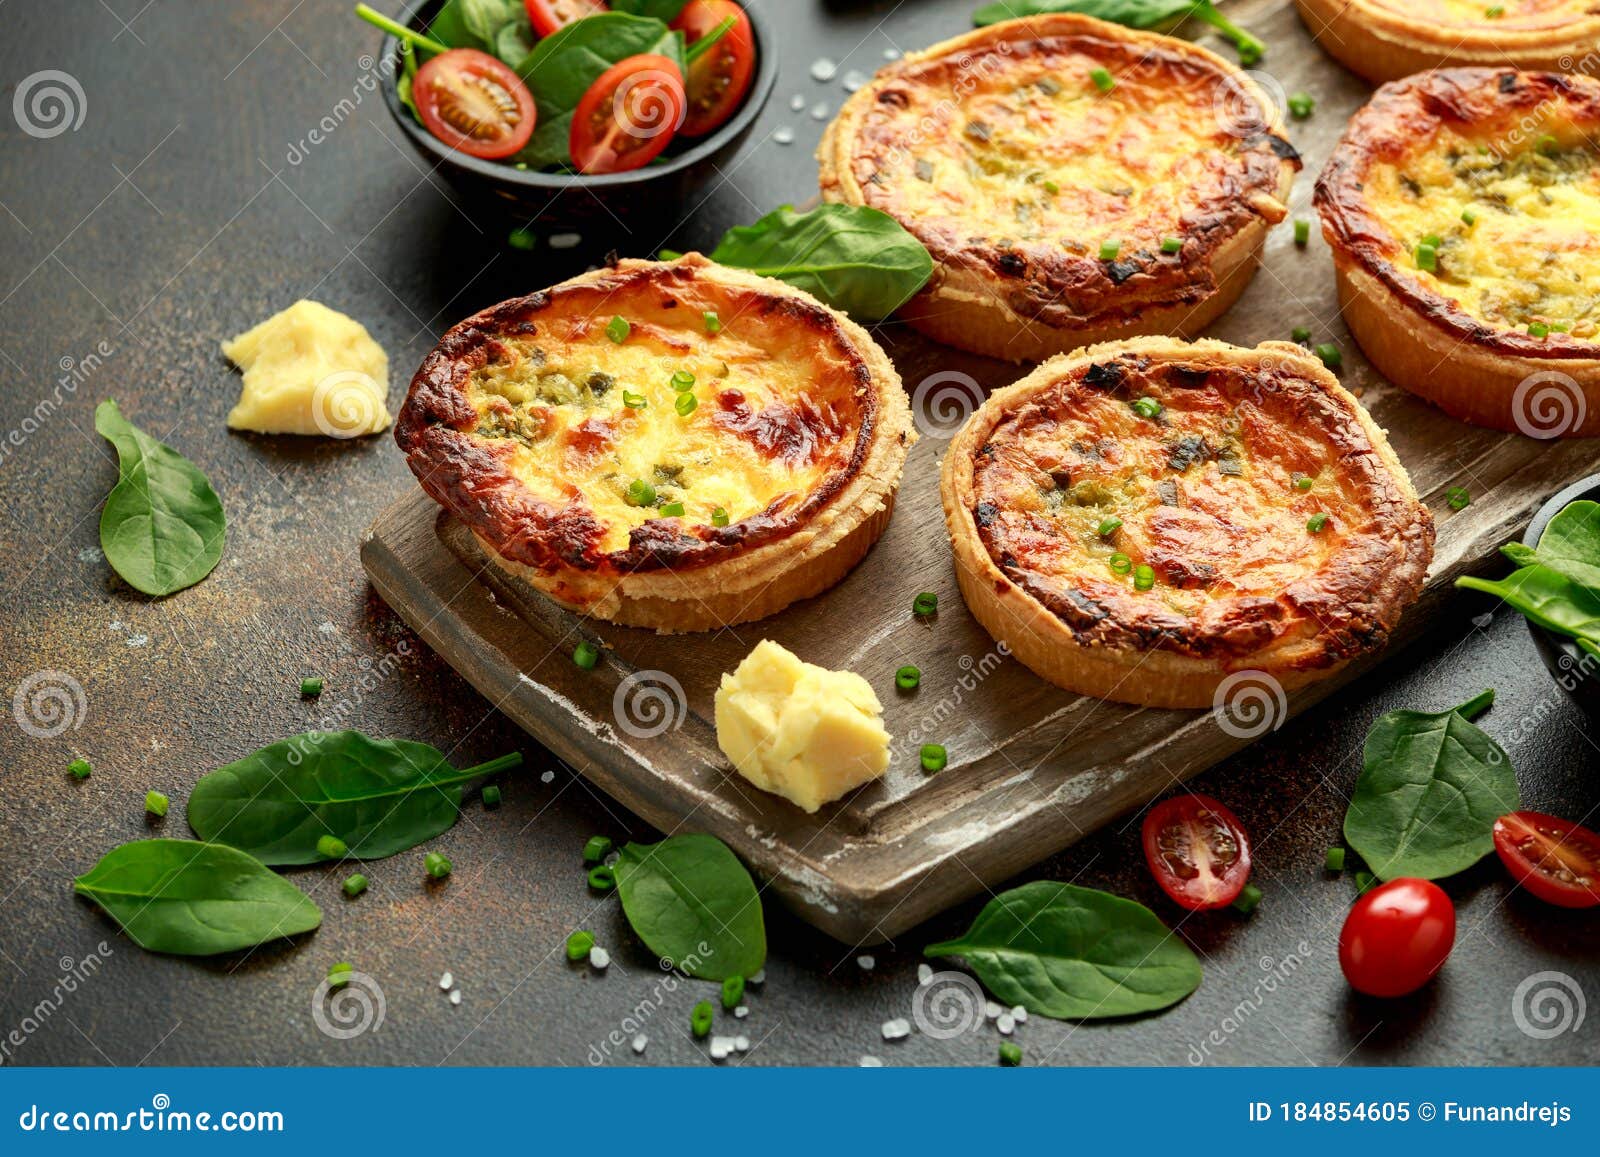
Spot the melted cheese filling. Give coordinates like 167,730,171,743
465,318,853,555
973,373,1361,619
1369,129,1600,335
1369,0,1595,30
872,53,1267,254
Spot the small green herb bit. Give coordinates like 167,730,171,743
1528,322,1550,338
424,851,452,879
1292,325,1311,343
583,836,614,864
1306,513,1329,533
68,758,92,780
328,962,354,988
691,999,715,1038
316,834,348,859
1353,870,1376,894
1089,66,1115,93
1445,486,1471,511
1314,343,1342,370
1288,92,1314,119
1486,4,1505,15
674,392,698,417
482,784,502,808
920,743,948,773
343,873,368,897
1098,239,1122,261
1231,882,1262,915
1130,396,1162,420
671,372,695,393
711,506,730,528
913,591,938,617
721,973,745,1010
300,677,324,697
1294,475,1314,491
659,501,687,517
606,315,631,343
1043,179,1060,194
1415,241,1438,271
1109,552,1132,575
1096,516,1123,538
566,930,595,962
703,310,721,333
1293,219,1310,246
999,1041,1023,1067
144,790,169,818
622,389,648,409
1461,206,1478,226
1133,564,1155,591
573,640,601,670
1161,236,1182,254
507,227,535,251
587,865,616,892
895,664,921,691
626,479,656,506
1536,134,1559,155
1323,847,1345,873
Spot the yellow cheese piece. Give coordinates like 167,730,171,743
714,640,891,814
222,299,391,437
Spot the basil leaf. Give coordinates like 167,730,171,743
73,839,321,956
187,731,522,865
925,881,1202,1020
94,399,226,597
1343,690,1519,881
704,203,934,321
513,13,683,169
613,834,765,981
1501,500,1600,592
609,0,690,19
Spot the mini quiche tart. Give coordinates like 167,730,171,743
1296,0,1600,83
395,256,913,632
817,14,1299,363
1316,69,1600,436
940,337,1434,709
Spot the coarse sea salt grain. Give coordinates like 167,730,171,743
842,69,867,92
734,1005,749,1019
810,57,837,82
540,770,555,784
548,233,582,250
790,93,805,111
859,1055,883,1067
881,1018,910,1041
997,1013,1015,1035
449,989,462,1006
438,971,454,990
589,946,610,969
856,954,875,971
985,1001,1002,1020
810,102,829,121
883,47,901,60
1011,1006,1028,1023
632,1034,648,1054
710,1035,735,1060
917,963,934,986
748,969,765,985
734,1035,750,1052
773,126,795,145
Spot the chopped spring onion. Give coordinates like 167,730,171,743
1461,207,1477,226
1415,241,1438,271
587,865,616,892
1133,564,1155,591
68,758,92,780
1043,179,1059,194
1293,219,1310,246
1109,552,1132,575
424,851,452,879
1294,475,1314,491
1161,236,1182,254
1130,396,1162,419
1096,516,1123,538
999,1041,1023,1066
1324,847,1346,873
1288,92,1314,119
691,999,715,1038
1353,870,1376,895
895,665,921,691
566,930,595,961
583,836,613,864
1314,343,1342,370
711,506,730,527
703,310,721,333
1528,322,1550,338
1098,239,1121,261
300,677,324,696
343,873,368,897
144,790,169,817
659,501,687,517
913,591,938,617
316,834,348,859
507,227,535,251
1307,512,1329,533
622,389,647,409
1292,325,1311,343
626,479,656,506
920,743,948,773
721,974,745,1010
671,370,695,391
674,392,698,417
1232,882,1263,915
1089,67,1115,93
606,315,630,343
1445,485,1471,511
328,962,354,988
573,641,600,670
482,785,502,808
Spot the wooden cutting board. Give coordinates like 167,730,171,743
361,0,1600,944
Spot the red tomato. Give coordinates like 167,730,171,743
670,0,756,137
524,0,608,38
1140,793,1252,910
1339,878,1455,998
569,54,687,174
1493,811,1600,908
413,49,536,160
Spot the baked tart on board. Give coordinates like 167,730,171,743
1296,0,1600,83
395,256,913,632
940,337,1434,708
1316,69,1600,437
817,14,1299,362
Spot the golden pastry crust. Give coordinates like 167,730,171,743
1316,69,1600,435
817,14,1299,362
395,256,914,631
1295,0,1600,83
940,337,1434,708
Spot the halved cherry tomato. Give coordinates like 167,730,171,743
670,0,756,137
524,0,608,38
569,54,687,174
1493,811,1600,908
1140,793,1252,910
414,48,536,160
1339,878,1455,998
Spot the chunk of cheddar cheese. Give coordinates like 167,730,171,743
714,640,891,813
222,299,390,437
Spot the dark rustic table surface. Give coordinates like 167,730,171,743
2,0,1597,1068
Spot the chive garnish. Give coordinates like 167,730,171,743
622,389,647,409
626,479,656,506
587,865,616,892
674,392,698,417
507,227,535,251
1307,512,1329,533
424,851,452,879
567,930,596,961
721,974,745,1010
1288,92,1314,119
671,369,695,390
573,641,600,670
1461,206,1477,226
896,665,921,691
1324,847,1345,873
1293,219,1310,246
1232,883,1263,915
1161,236,1182,254
920,744,948,773
300,677,324,697
1099,239,1121,261
1528,322,1550,338
1294,475,1314,491
1415,241,1438,271
328,962,353,988
1130,396,1162,419
1133,564,1155,591
144,790,169,817
584,836,613,864
342,874,368,897
316,834,348,859
1292,325,1311,343
711,506,730,527
913,591,938,617
1445,485,1470,511
691,999,715,1038
1043,179,1059,194
703,310,721,333
1109,552,1132,575
659,501,686,517
1089,67,1115,93
606,316,630,343
1314,343,1342,369
481,784,502,808
68,758,92,780
1096,516,1123,537
999,1041,1023,1066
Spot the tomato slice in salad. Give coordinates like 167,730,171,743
413,49,536,160
1339,877,1455,998
1493,811,1600,908
671,0,756,137
1140,793,1252,910
569,54,687,174
524,0,608,38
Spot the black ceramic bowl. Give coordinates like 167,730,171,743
379,0,777,228
1520,473,1600,710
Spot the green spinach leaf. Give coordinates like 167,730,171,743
1459,565,1600,644
971,0,1265,60
74,839,321,956
1500,500,1600,592
187,731,521,865
95,399,226,598
925,881,1202,1020
704,203,934,320
613,834,765,981
513,13,683,169
1343,690,1519,881
609,0,690,19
